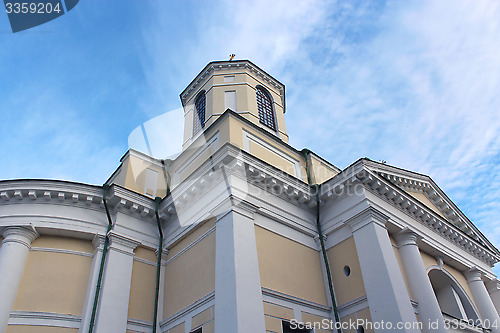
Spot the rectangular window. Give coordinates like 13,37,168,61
224,75,235,82
189,328,202,333
282,321,313,333
225,90,237,111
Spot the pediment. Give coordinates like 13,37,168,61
363,160,499,257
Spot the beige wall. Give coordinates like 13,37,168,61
128,248,157,322
13,237,92,315
31,236,93,253
255,226,328,306
163,230,215,318
405,190,445,218
166,218,215,259
6,326,78,333
122,154,168,198
263,302,294,333
167,322,184,333
326,237,366,306
309,154,339,184
191,306,214,333
340,308,374,333
301,312,334,333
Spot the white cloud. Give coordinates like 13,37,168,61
139,0,500,269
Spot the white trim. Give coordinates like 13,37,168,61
242,130,302,179
8,311,81,328
165,226,215,265
126,318,153,333
160,291,215,330
261,287,331,313
133,256,157,266
337,296,369,318
176,133,220,182
30,247,93,258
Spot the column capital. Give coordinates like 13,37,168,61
313,234,327,247
464,267,483,283
486,279,500,293
92,234,106,250
344,207,389,232
107,231,140,256
156,246,169,266
394,228,421,248
1,226,38,248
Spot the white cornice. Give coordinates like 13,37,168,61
180,60,285,109
354,169,500,266
158,143,315,221
0,181,157,223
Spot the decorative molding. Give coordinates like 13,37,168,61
0,181,157,224
343,207,390,232
165,226,215,265
337,295,369,318
126,318,153,333
160,291,215,329
1,226,38,249
107,231,140,256
30,247,93,258
261,287,331,313
8,311,81,329
354,168,499,266
180,60,285,108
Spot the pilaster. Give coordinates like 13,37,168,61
93,232,139,333
345,208,419,333
214,209,266,333
79,234,106,333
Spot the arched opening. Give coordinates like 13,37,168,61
428,268,479,321
256,86,276,131
193,91,206,135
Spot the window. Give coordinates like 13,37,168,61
256,86,276,130
343,265,351,277
428,268,479,321
282,321,313,333
193,91,206,135
189,328,202,333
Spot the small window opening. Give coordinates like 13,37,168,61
256,87,276,130
343,265,351,277
282,320,313,333
193,91,206,135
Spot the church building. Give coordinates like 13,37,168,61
1,60,500,333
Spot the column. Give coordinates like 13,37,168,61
346,208,419,333
214,209,266,333
79,235,105,333
93,231,139,333
0,226,38,333
465,268,500,333
394,230,447,333
486,279,500,316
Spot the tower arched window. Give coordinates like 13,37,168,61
256,87,276,131
193,91,206,135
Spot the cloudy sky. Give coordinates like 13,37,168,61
1,1,499,262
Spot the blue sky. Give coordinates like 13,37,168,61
1,1,500,262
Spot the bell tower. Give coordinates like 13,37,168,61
179,60,288,150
